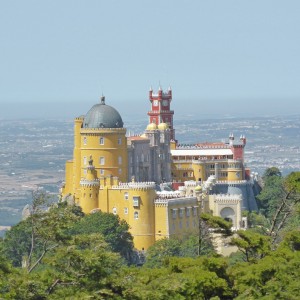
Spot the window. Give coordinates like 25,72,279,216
118,168,122,175
186,220,189,228
179,221,182,229
112,207,117,215
83,156,87,165
100,157,105,165
100,137,104,145
193,207,198,216
172,209,177,219
118,137,122,145
133,196,140,207
118,156,122,165
124,192,129,200
84,169,87,175
124,207,128,215
100,169,104,175
179,208,184,218
83,137,87,145
134,211,139,220
186,207,191,217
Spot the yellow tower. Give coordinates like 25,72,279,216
79,156,99,213
62,96,128,205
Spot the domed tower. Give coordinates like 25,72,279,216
80,96,128,182
63,96,128,203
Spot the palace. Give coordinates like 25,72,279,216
61,87,258,250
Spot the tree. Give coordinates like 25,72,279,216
108,256,233,300
230,230,271,262
69,211,134,262
144,238,182,268
267,171,300,243
3,190,80,271
256,168,284,218
262,167,282,178
229,230,300,299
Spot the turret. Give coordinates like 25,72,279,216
229,133,234,146
240,135,246,145
149,86,153,100
147,86,175,141
79,156,100,213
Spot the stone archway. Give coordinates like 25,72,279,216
220,207,236,227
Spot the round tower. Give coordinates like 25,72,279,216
80,96,128,182
127,182,156,250
80,156,99,213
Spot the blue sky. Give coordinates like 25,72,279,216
1,0,300,119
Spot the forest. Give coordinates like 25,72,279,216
0,168,299,299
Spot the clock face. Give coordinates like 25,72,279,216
162,100,168,106
153,100,158,106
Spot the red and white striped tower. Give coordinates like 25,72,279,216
148,86,175,140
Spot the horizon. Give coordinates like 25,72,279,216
1,1,300,118
1,99,300,121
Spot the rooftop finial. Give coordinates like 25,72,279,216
100,95,105,104
158,81,162,91
89,155,93,166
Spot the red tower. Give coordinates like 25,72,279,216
148,86,175,140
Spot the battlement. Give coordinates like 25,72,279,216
213,194,242,204
177,144,231,150
80,179,100,187
148,110,174,115
215,180,249,186
156,191,182,199
107,181,156,190
184,181,201,187
75,116,84,121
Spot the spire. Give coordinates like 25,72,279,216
100,95,105,105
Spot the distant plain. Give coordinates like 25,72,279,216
0,114,299,231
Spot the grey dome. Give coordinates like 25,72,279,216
83,97,123,129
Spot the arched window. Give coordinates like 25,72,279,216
134,211,139,220
112,207,117,215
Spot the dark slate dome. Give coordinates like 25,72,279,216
83,96,124,128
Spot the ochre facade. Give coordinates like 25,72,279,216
62,90,252,250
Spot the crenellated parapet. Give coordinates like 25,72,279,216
80,179,100,187
128,181,156,190
156,191,182,199
104,181,156,191
176,144,231,149
214,194,242,204
184,181,201,187
215,180,251,186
